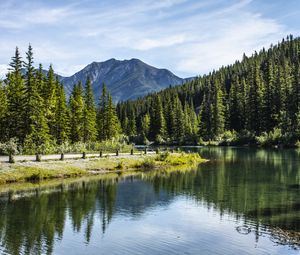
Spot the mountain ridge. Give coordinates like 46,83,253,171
58,58,189,102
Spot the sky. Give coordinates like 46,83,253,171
0,0,299,78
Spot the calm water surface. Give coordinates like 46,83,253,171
0,147,299,254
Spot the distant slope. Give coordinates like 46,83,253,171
60,58,185,102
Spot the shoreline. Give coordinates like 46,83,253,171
0,152,208,193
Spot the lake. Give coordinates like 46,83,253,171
0,147,299,254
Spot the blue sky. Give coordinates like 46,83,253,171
0,0,299,78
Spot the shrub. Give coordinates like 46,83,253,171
115,161,125,170
0,138,19,155
256,128,283,147
140,158,156,169
155,151,170,161
219,130,237,145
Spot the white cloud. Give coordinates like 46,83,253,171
133,35,187,50
0,0,295,77
175,12,288,75
0,64,9,79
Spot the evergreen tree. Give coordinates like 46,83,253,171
5,47,26,142
53,82,69,144
171,95,184,144
141,113,150,138
97,83,108,141
0,82,7,140
246,61,263,134
212,79,225,137
69,82,84,143
23,45,50,151
82,77,97,142
106,93,120,139
43,65,57,136
149,95,166,142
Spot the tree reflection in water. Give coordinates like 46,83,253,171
0,147,299,254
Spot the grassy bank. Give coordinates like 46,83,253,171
0,152,207,185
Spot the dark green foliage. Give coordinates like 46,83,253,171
83,77,97,142
2,36,300,149
69,82,84,143
53,82,69,144
97,83,120,141
23,45,50,152
117,35,300,145
0,47,128,152
0,82,7,140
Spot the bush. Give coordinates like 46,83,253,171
155,135,166,145
22,138,57,155
115,161,125,170
139,158,156,169
256,128,283,147
0,138,19,155
155,151,170,161
219,130,237,145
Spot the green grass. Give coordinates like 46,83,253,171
0,152,207,185
0,166,86,184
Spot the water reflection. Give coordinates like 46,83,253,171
0,148,299,254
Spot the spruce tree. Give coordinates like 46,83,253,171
246,61,263,134
6,47,26,142
23,45,50,152
105,93,120,139
171,95,184,144
141,113,150,138
44,65,57,136
82,77,97,142
212,79,225,137
97,83,108,141
149,95,166,143
0,82,7,140
69,82,84,143
53,82,69,144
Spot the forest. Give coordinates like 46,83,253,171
117,35,300,146
1,35,300,154
0,46,121,154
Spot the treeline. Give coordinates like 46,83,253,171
117,35,300,146
2,35,300,150
0,46,121,153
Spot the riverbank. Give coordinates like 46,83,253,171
0,152,207,186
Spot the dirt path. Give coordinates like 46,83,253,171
0,151,155,163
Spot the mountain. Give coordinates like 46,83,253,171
60,58,185,102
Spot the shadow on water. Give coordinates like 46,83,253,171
0,147,299,254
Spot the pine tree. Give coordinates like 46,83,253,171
0,82,7,140
23,44,36,136
229,77,243,131
5,47,26,142
199,93,213,140
36,64,45,95
141,113,150,138
69,82,84,143
53,82,69,144
291,63,300,130
212,79,225,137
105,93,120,139
82,77,97,142
23,45,50,151
246,61,263,134
261,59,275,131
43,65,57,136
97,83,108,141
171,95,184,144
149,95,166,143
